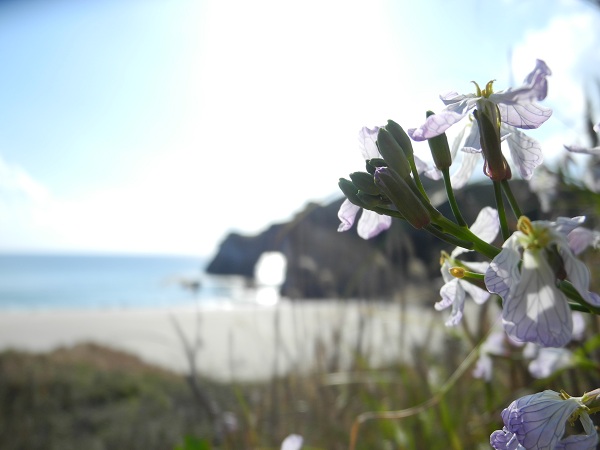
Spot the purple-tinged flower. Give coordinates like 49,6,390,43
524,313,585,379
527,347,574,379
338,125,438,239
337,126,392,239
473,330,515,381
409,60,552,142
436,207,499,326
337,199,391,239
567,227,600,255
485,216,600,347
490,427,526,449
491,390,598,450
564,144,600,156
564,122,600,156
448,119,544,187
281,434,303,450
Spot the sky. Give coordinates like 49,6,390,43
0,0,599,257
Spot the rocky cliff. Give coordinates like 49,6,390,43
205,180,541,299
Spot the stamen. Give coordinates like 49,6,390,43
483,80,495,97
439,250,450,265
449,267,465,278
517,216,534,235
471,81,482,97
559,389,571,400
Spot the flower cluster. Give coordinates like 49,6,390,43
336,58,600,448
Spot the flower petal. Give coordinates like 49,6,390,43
281,434,304,450
491,427,525,449
358,126,381,159
558,242,600,307
485,239,521,300
503,390,585,450
461,279,490,305
528,347,573,379
450,151,480,189
522,59,552,101
564,144,600,155
502,250,572,347
552,216,586,237
469,206,500,243
504,125,543,179
356,209,391,240
408,97,476,141
437,278,465,326
496,101,552,130
567,228,600,255
337,199,360,232
555,413,598,449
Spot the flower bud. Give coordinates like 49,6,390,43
425,111,452,170
338,178,366,208
474,108,511,181
349,171,380,195
428,137,452,170
376,128,412,179
374,167,430,229
365,158,387,175
357,191,386,208
385,119,414,159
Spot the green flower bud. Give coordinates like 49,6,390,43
377,128,412,179
338,178,366,208
357,191,385,208
349,171,380,195
385,119,414,159
365,158,387,175
425,111,452,170
474,109,511,181
374,167,430,229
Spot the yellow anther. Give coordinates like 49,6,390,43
439,250,450,266
517,216,534,236
483,80,496,97
449,267,465,278
559,389,571,400
471,81,482,97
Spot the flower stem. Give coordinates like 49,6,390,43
493,181,510,240
442,167,467,226
500,179,523,219
432,215,500,260
409,159,430,202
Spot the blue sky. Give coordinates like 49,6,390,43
0,0,599,257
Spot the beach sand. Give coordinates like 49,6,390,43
0,298,449,382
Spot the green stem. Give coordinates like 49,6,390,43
442,167,467,226
501,179,523,219
432,215,500,260
493,181,510,241
424,224,474,250
409,158,430,201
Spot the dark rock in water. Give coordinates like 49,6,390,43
205,180,540,299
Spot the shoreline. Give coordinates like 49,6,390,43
0,298,448,382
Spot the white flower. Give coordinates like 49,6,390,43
337,126,392,239
436,207,499,326
409,60,552,141
281,434,303,450
492,390,597,450
485,216,600,347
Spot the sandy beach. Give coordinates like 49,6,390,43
0,298,450,382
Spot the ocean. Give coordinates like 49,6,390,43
0,253,256,311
